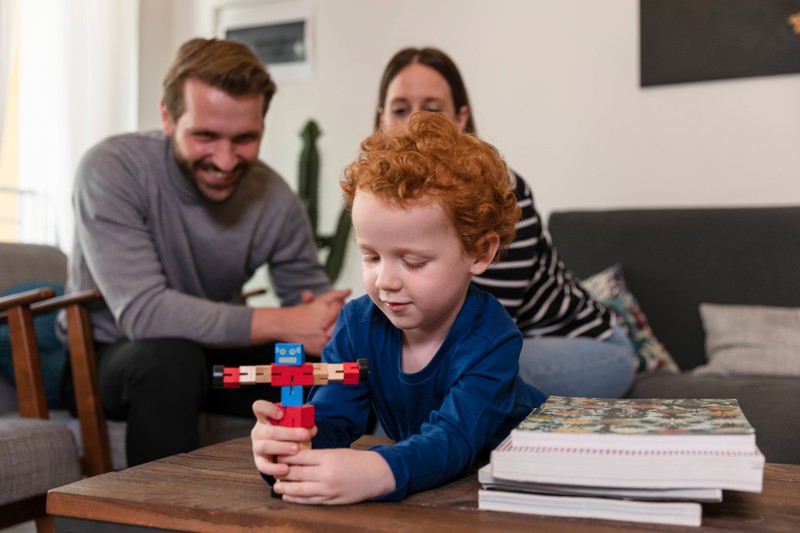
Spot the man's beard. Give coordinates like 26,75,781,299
169,136,252,202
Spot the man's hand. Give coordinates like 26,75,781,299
272,448,396,505
250,288,350,354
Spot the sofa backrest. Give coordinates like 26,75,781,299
0,242,67,294
547,206,800,371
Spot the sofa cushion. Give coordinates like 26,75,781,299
0,417,81,505
582,264,679,373
628,373,800,464
694,303,800,377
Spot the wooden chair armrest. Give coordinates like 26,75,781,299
0,289,102,322
30,289,102,314
0,287,56,320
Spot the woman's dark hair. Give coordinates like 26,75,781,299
374,47,476,134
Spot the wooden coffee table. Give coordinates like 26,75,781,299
47,436,800,532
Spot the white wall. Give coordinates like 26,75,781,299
139,0,800,299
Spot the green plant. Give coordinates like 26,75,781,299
297,120,351,283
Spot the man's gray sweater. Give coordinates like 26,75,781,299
67,131,332,346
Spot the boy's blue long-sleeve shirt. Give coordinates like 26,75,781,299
306,285,547,501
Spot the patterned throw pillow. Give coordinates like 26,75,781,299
581,264,679,373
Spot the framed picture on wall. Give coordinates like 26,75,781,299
216,0,314,82
640,0,800,86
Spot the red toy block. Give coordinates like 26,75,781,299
342,362,360,384
271,363,315,387
296,363,315,386
270,404,315,428
270,365,290,386
223,367,240,388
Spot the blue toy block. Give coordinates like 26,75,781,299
275,343,305,366
281,384,304,406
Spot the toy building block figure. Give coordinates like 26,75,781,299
213,343,368,449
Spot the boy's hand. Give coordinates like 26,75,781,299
272,448,395,505
251,400,317,478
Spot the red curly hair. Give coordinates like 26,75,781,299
342,112,519,261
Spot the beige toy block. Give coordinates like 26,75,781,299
313,363,329,385
327,363,345,382
254,365,272,383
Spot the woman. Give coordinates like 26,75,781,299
374,47,636,397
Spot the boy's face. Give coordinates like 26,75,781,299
352,189,490,345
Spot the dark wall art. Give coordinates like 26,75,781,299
640,0,800,86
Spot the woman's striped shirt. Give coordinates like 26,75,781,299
471,172,614,339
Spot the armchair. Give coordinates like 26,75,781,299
0,288,82,533
0,242,257,481
0,244,116,531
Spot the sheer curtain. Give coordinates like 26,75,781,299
17,0,139,249
0,1,22,241
0,1,19,152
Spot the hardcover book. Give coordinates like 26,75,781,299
511,396,756,452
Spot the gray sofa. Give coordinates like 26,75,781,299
547,206,800,464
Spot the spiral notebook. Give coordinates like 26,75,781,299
490,435,764,492
478,488,702,527
478,464,722,502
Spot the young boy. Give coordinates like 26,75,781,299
251,112,547,504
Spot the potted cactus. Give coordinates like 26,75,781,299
296,120,351,283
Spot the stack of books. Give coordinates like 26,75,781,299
479,396,765,527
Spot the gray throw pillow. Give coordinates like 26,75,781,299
693,303,800,377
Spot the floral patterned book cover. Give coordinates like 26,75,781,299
511,396,756,451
